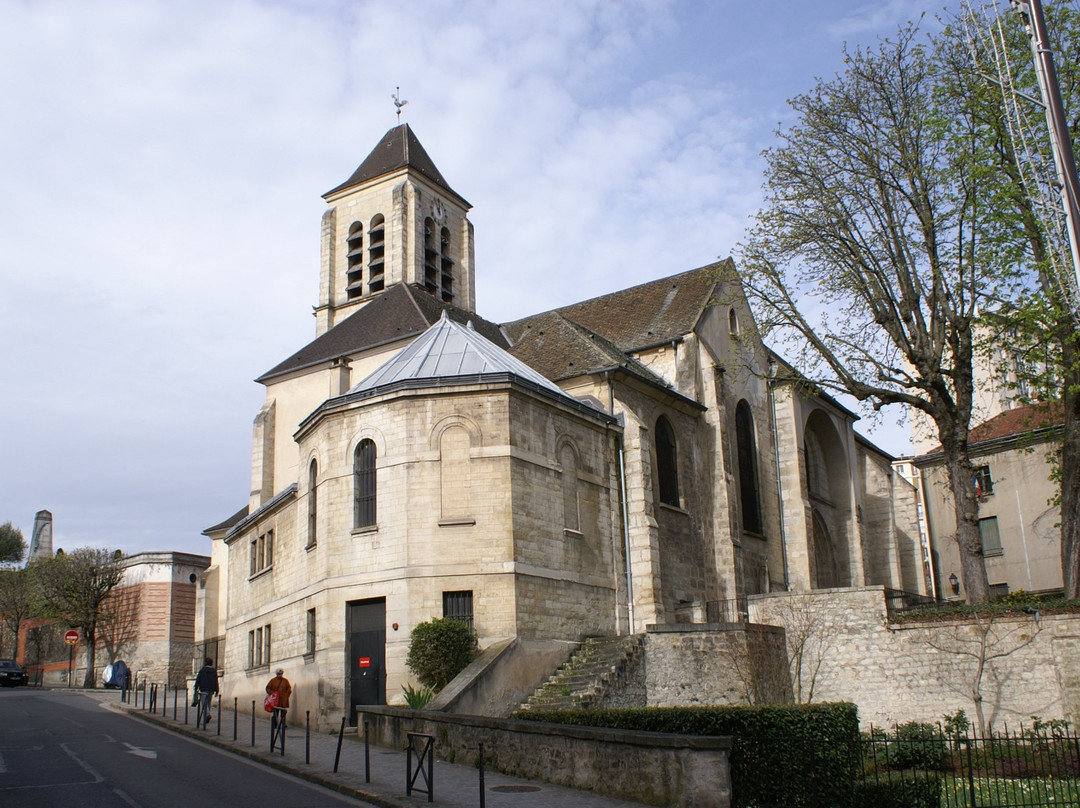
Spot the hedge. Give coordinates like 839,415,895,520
514,702,860,808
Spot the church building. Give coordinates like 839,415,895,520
198,124,924,724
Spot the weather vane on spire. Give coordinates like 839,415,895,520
392,86,408,123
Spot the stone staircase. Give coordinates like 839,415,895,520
519,635,645,712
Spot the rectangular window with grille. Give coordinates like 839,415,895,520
442,590,474,631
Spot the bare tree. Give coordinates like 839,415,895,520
926,608,1041,734
35,548,124,687
735,22,1044,602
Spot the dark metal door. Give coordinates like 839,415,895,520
347,599,386,725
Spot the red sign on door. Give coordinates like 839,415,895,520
358,657,371,668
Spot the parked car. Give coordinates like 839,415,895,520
0,659,28,687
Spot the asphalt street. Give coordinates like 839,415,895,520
0,687,376,808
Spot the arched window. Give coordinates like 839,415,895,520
736,401,762,534
440,226,454,304
728,307,740,336
346,222,364,300
440,426,472,521
354,439,377,529
423,217,438,296
367,214,385,293
560,444,580,533
307,459,318,547
655,415,680,507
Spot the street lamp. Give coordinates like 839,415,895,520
949,573,960,596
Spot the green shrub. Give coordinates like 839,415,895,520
885,722,947,771
514,702,860,808
405,617,477,690
854,773,942,808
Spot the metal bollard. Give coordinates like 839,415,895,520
334,716,347,773
216,694,221,735
173,687,177,720
305,711,310,765
479,742,486,808
162,684,167,718
184,689,189,725
251,701,256,747
233,697,238,741
364,720,370,783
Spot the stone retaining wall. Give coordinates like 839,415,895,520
358,706,731,808
748,587,1080,729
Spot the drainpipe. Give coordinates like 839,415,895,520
767,357,791,590
607,371,635,633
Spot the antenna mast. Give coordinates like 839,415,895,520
1012,0,1080,316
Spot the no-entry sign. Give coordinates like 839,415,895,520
64,630,79,645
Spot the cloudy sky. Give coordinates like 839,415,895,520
0,0,966,555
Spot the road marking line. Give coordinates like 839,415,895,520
60,742,104,783
113,787,143,807
122,743,157,759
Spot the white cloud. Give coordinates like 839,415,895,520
0,0,941,553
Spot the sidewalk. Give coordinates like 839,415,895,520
86,690,651,808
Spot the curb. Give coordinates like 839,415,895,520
115,703,410,808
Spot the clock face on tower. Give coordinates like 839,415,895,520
432,200,445,223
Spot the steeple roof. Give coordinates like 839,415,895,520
323,123,468,205
350,311,567,398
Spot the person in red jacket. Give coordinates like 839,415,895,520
265,667,292,731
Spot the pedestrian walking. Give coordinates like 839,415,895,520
194,657,219,728
265,667,292,732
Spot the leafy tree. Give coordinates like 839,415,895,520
405,617,477,691
0,567,35,658
34,548,124,687
0,522,26,566
736,22,1032,601
943,1,1080,598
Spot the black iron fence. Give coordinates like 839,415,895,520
860,725,1080,808
705,597,749,623
883,587,941,619
732,725,1080,808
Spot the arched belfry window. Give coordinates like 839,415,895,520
346,222,364,300
354,439,377,529
736,401,763,534
367,214,385,293
307,459,319,547
655,415,680,507
423,218,438,296
440,227,454,304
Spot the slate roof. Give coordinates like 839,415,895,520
504,262,727,354
351,311,569,399
257,284,508,383
202,504,250,536
505,310,669,387
323,124,468,205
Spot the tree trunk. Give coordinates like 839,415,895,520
944,444,990,603
82,625,96,689
1063,372,1080,598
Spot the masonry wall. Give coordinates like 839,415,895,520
644,624,792,707
359,706,732,808
749,587,1080,729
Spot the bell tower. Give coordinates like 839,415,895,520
314,125,476,335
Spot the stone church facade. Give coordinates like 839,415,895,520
197,124,924,726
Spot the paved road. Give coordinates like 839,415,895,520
0,687,375,808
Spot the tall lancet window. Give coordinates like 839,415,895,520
367,214,385,293
424,218,439,296
655,415,680,507
346,222,364,300
307,459,318,547
354,439,377,529
440,226,454,304
736,401,763,535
